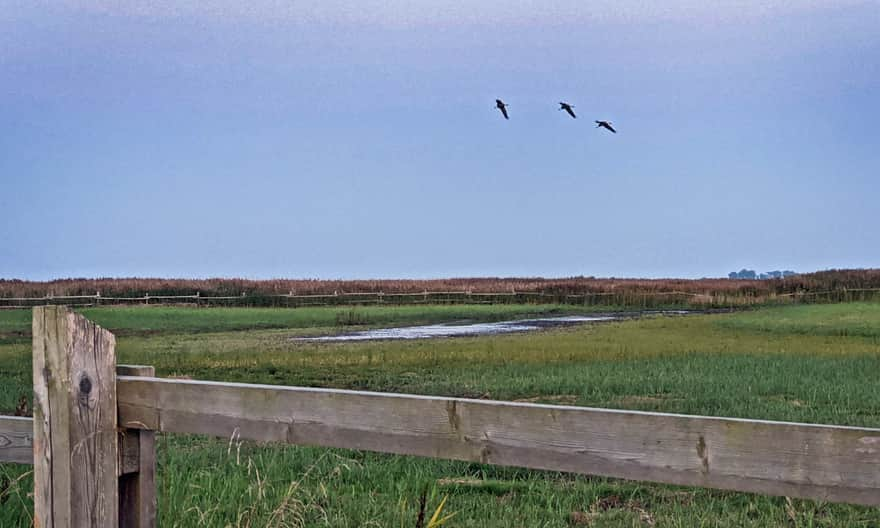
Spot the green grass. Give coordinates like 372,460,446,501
0,310,30,344
0,303,615,340
2,303,880,526
714,302,880,339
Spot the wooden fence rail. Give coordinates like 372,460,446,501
1,306,879,527
0,415,32,464
115,377,880,507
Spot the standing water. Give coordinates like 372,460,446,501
292,312,691,342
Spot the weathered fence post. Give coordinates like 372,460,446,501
117,365,157,528
33,305,119,527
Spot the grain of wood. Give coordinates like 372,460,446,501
33,306,119,528
0,416,33,464
32,304,63,527
116,377,880,506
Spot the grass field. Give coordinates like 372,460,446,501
0,303,612,340
2,303,880,526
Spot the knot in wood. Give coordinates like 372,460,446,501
79,376,93,395
696,435,710,474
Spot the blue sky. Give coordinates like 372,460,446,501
2,1,878,280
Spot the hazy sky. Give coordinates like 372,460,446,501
2,1,878,280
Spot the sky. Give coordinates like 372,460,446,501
1,1,878,280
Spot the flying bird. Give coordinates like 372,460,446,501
595,120,616,133
495,99,509,120
558,102,576,119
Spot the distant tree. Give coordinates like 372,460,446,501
729,269,798,280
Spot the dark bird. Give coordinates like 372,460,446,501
495,99,509,120
595,120,616,133
558,102,576,119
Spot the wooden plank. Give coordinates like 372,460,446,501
0,416,33,464
117,368,154,475
33,304,64,527
116,377,880,507
4,409,152,473
117,365,157,528
118,429,140,476
33,306,119,528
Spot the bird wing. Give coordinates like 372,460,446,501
565,107,576,118
606,123,616,133
500,106,509,119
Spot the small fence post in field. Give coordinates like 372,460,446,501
117,365,158,528
33,305,120,527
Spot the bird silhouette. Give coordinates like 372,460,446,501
595,120,616,133
495,99,509,120
559,102,576,119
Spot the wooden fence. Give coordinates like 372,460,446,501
0,290,701,309
2,288,879,310
2,306,879,526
